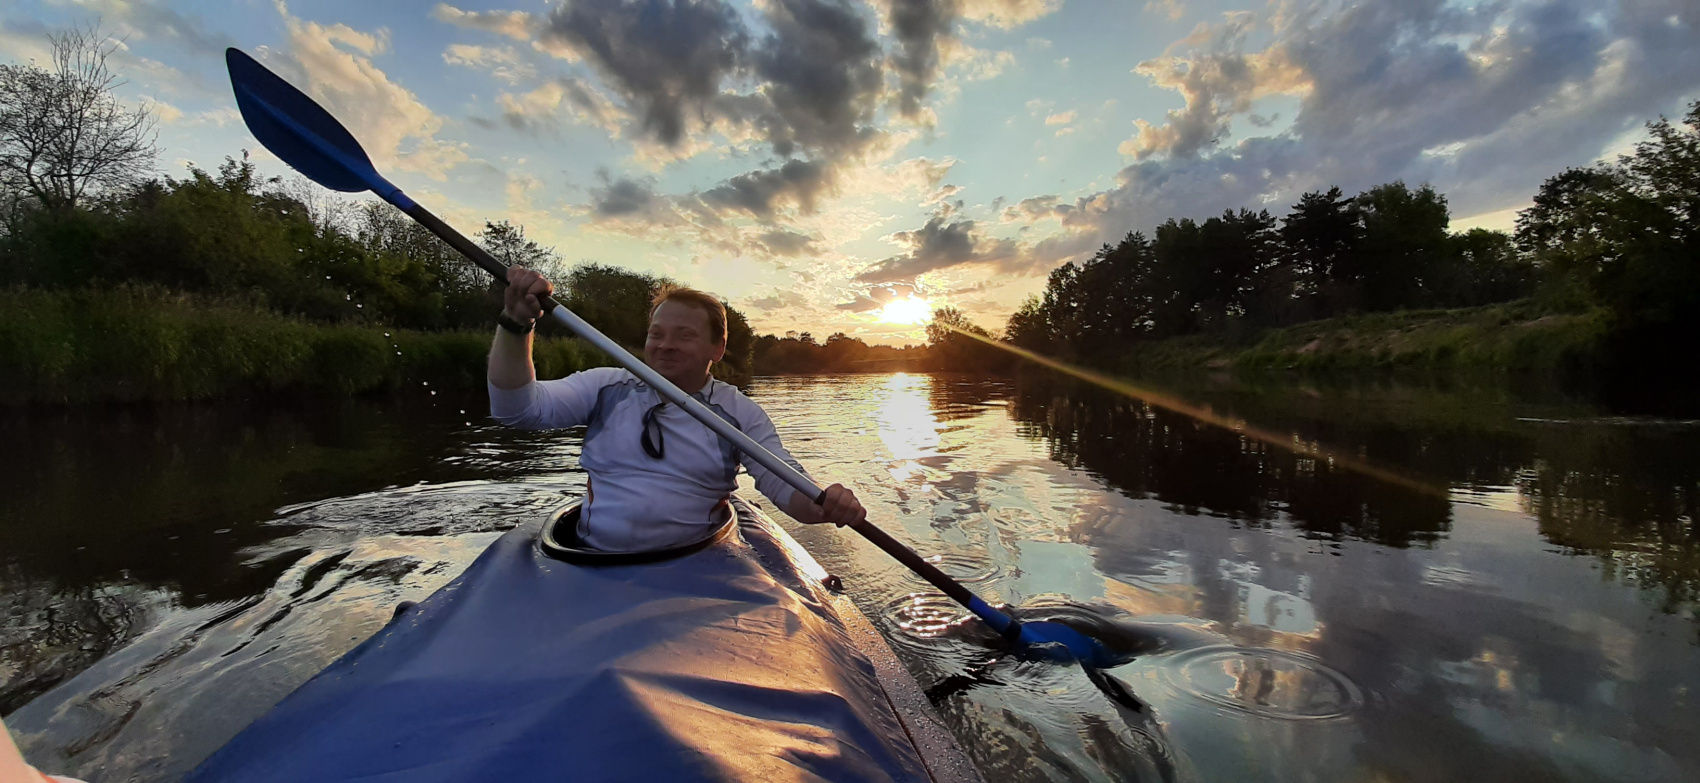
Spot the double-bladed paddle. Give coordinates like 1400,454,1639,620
224,47,1116,667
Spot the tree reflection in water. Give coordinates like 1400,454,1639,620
1007,374,1700,616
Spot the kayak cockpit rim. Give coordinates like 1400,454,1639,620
538,499,737,565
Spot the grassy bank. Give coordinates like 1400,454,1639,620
0,286,601,404
1114,301,1611,382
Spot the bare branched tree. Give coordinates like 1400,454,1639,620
0,25,158,214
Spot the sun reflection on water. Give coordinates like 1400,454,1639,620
876,373,941,486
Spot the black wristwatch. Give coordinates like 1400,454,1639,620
496,312,535,335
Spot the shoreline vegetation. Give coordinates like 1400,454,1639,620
1125,302,1608,378
0,286,600,405
0,285,1615,406
2,26,1694,408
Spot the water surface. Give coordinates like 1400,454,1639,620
3,374,1697,781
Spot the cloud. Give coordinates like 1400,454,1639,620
431,3,537,42
1144,0,1186,22
959,0,1063,29
838,155,956,197
855,212,1022,282
878,0,1061,117
1044,110,1076,126
489,77,625,135
433,2,582,61
143,96,184,124
268,1,466,178
1120,12,1310,159
1001,194,1062,223
835,283,918,311
702,159,833,219
738,0,886,158
589,172,669,219
758,228,818,256
528,0,887,162
441,43,536,84
746,286,814,313
883,0,957,117
545,0,748,147
71,0,235,55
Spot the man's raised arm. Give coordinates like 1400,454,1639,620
489,268,552,390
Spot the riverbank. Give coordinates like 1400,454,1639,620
0,286,601,405
1111,300,1610,384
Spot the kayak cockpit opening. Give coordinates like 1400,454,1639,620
537,499,738,565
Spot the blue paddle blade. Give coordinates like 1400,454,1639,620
225,48,381,193
1016,621,1126,668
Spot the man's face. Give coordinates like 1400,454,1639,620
644,300,726,389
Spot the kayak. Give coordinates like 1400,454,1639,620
186,496,983,782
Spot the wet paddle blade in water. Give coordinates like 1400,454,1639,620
1015,621,1129,668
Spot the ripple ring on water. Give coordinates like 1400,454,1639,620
1162,645,1363,721
881,592,972,643
914,553,1001,584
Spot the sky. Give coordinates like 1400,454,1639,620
2,1,1696,344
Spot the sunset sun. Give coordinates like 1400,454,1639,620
877,297,932,325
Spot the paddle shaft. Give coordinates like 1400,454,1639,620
390,197,1024,640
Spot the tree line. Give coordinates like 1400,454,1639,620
752,331,929,373
1004,102,1700,373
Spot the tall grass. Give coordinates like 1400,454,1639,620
0,286,599,404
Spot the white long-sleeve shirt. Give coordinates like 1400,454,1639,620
489,367,812,552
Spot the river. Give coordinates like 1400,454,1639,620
3,372,1697,781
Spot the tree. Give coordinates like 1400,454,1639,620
561,263,665,348
1281,187,1362,315
0,26,157,217
1621,101,1700,244
1440,228,1532,306
927,306,1006,371
1352,182,1450,311
1005,295,1049,351
1508,101,1700,381
723,305,753,374
1196,208,1281,328
480,219,561,277
1513,166,1630,257
1150,218,1211,334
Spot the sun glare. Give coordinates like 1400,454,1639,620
878,297,932,325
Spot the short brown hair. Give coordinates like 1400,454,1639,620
649,285,728,344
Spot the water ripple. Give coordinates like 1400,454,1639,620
1162,645,1363,720
883,592,974,642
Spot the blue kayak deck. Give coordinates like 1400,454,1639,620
189,498,981,782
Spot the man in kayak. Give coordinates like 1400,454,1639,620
488,268,868,551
